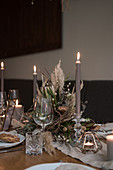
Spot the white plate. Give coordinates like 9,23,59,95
26,163,96,170
0,133,25,149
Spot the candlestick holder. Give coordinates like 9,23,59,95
71,100,88,146
71,111,83,146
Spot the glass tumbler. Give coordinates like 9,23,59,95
26,131,43,155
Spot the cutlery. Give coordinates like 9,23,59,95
0,148,24,153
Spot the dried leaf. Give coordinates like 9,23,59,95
43,131,56,156
51,60,65,96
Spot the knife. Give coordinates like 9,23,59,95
0,148,24,153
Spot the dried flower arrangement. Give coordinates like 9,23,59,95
10,61,100,155
19,60,85,143
16,60,98,144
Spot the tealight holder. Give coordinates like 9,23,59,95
76,131,102,154
7,89,24,122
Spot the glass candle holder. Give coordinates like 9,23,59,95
76,131,102,154
71,101,88,146
71,111,83,146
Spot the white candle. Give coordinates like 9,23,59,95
33,65,37,103
13,99,24,121
84,141,94,150
84,142,94,146
107,135,113,161
76,52,81,115
33,65,37,75
15,99,22,108
0,62,4,93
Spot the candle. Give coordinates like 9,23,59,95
15,99,22,108
107,135,113,161
84,142,94,146
13,99,24,121
0,62,4,94
33,65,37,103
75,52,81,115
84,141,94,150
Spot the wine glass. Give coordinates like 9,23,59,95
33,97,54,131
0,92,7,125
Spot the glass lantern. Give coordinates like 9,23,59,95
76,131,102,154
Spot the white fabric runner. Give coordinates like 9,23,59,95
53,141,113,169
53,123,113,169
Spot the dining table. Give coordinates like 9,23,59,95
1,119,112,170
0,141,100,170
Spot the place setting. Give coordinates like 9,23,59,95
0,130,25,150
0,63,25,152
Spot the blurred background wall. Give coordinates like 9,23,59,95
2,0,113,80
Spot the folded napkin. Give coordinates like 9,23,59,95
100,123,113,131
97,123,113,138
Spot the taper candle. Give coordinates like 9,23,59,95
0,62,4,94
33,65,37,103
76,52,81,115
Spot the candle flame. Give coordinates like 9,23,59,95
16,99,18,105
84,142,94,146
33,65,36,73
77,52,80,61
0,114,5,118
1,62,4,69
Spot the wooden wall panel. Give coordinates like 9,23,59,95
0,0,62,59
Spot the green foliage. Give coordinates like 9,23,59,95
47,87,57,107
81,118,95,131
